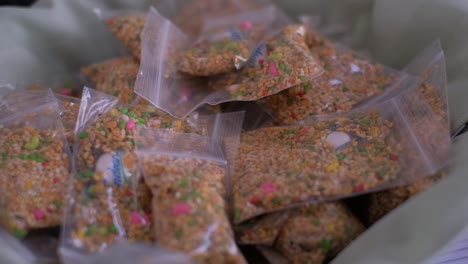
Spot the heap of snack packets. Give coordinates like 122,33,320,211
0,0,452,263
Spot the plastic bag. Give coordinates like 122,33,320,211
175,5,284,76
273,202,364,264
135,124,246,263
230,83,450,223
235,211,289,246
81,56,140,105
258,28,418,125
0,89,80,145
154,0,272,37
360,41,451,226
60,87,206,258
136,8,323,118
0,89,71,238
96,10,146,60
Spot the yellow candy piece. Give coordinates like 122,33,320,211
24,136,40,150
325,160,339,172
24,180,32,189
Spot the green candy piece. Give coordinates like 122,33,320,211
187,219,197,227
336,153,346,160
53,200,62,208
108,224,118,234
120,107,129,114
360,119,372,126
162,122,173,128
319,239,332,253
175,229,184,239
127,112,138,119
141,112,151,118
268,53,283,60
271,197,282,205
303,83,312,92
118,120,126,129
85,225,97,236
78,131,89,139
180,177,190,187
98,227,108,235
234,208,242,221
279,63,287,71
24,136,40,150
13,228,28,238
77,170,93,179
223,41,239,50
137,118,146,125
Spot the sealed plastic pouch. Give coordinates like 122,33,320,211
136,128,246,264
0,89,71,238
258,28,419,124
273,202,364,264
60,87,205,257
235,211,289,246
80,56,140,105
362,41,451,225
230,84,450,223
0,89,80,144
96,9,146,60
175,5,290,76
136,8,323,118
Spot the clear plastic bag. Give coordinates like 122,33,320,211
136,8,323,118
60,87,206,258
404,41,450,134
175,5,284,76
80,56,140,105
0,89,80,145
154,0,273,37
135,127,246,263
361,41,451,225
230,84,450,223
258,27,419,125
95,9,146,60
0,90,71,238
235,211,289,246
273,202,364,264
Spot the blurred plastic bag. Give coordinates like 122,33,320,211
230,78,450,223
60,88,206,259
0,89,71,238
353,41,451,225
100,12,146,60
136,8,322,118
0,89,80,144
258,26,418,124
136,117,246,263
274,203,364,264
175,5,284,76
235,211,289,246
81,56,140,105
